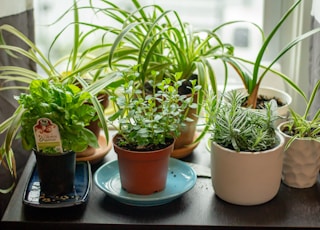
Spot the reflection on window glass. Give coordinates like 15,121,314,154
34,0,264,86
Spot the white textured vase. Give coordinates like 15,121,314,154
211,133,285,206
279,122,320,188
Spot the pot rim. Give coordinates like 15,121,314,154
112,134,175,155
211,132,285,155
33,149,75,157
277,120,316,141
230,87,292,106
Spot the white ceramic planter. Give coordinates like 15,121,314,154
278,122,320,188
229,87,292,126
211,133,285,206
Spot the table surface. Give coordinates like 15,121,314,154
2,133,320,230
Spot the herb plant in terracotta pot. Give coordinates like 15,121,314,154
16,79,99,195
108,67,200,195
90,0,231,157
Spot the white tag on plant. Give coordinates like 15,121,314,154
33,118,63,153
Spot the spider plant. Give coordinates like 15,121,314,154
87,0,233,107
280,80,320,149
218,0,320,108
0,0,122,193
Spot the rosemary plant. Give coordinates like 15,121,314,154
208,91,278,152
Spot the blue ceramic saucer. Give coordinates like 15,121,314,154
94,158,197,206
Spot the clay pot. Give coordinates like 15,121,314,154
76,93,109,158
113,135,174,195
174,93,198,149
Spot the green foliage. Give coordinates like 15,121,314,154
89,0,231,104
282,80,320,148
17,79,99,153
219,0,320,108
109,67,200,150
0,1,120,192
207,91,278,152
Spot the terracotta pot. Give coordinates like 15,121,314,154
278,121,320,188
174,93,198,149
113,135,174,195
211,132,285,205
34,150,76,196
76,93,109,158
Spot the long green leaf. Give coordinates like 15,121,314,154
252,0,302,84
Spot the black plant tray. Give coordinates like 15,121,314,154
23,161,91,208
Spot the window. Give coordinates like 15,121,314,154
34,0,264,87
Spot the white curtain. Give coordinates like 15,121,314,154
310,0,320,117
0,0,35,218
0,0,33,17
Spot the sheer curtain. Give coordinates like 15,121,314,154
310,0,320,117
0,0,35,218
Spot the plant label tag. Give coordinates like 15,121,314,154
33,118,63,153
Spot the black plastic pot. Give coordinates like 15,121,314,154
34,150,76,196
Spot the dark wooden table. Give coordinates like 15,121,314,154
2,133,320,230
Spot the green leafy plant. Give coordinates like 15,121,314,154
17,79,99,153
89,0,232,102
219,0,320,108
207,91,278,152
108,66,200,151
281,80,320,148
0,0,122,193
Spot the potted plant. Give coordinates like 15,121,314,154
217,0,320,115
206,91,285,205
14,79,98,196
0,6,121,191
108,66,200,195
88,0,231,157
278,80,320,188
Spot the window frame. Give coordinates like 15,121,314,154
263,0,312,114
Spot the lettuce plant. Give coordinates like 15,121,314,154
17,79,99,153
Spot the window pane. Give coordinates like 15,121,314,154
34,0,264,86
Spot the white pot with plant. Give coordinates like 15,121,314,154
207,91,285,205
217,0,320,120
278,80,320,188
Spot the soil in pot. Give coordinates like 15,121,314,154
243,94,286,109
